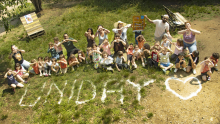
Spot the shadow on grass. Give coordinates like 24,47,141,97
2,88,15,96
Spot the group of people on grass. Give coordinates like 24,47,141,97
5,15,219,92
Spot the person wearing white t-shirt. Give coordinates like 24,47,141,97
159,47,173,73
144,15,172,42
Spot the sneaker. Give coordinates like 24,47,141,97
24,81,28,84
40,73,42,76
134,64,137,69
183,68,186,72
142,63,145,67
107,67,114,73
162,69,167,73
174,68,178,73
43,73,45,76
45,74,48,77
48,73,51,76
193,69,196,75
207,76,211,81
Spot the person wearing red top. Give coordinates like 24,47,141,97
148,41,161,68
14,63,29,82
29,59,40,75
126,43,134,67
200,57,214,81
68,54,79,71
210,52,219,71
58,54,67,74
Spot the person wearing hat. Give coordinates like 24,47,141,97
61,33,80,61
112,21,132,48
110,33,127,61
47,42,59,59
144,14,172,42
95,25,110,46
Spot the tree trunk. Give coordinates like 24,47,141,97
31,0,42,13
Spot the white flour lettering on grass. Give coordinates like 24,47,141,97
165,77,202,100
19,79,156,107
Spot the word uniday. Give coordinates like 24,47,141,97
19,79,156,107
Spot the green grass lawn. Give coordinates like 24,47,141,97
0,0,220,123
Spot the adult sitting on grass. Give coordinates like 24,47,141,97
110,33,127,61
144,14,172,42
178,22,201,53
61,33,80,60
9,45,30,70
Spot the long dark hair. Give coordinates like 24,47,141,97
87,28,94,35
15,63,22,70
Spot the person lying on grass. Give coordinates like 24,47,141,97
14,63,29,82
200,57,214,81
185,50,199,75
115,51,132,73
68,54,79,72
159,47,173,73
100,51,114,73
4,68,25,92
51,58,60,75
174,52,186,73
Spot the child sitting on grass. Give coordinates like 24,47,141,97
29,59,40,75
126,43,134,68
47,42,59,60
92,44,102,69
4,69,25,92
186,50,199,74
210,52,219,71
141,43,151,67
14,63,29,83
77,50,86,63
99,39,111,56
51,58,60,75
161,34,172,49
132,44,142,68
159,47,173,73
38,57,44,77
100,51,114,73
68,54,79,71
200,57,214,81
148,41,161,68
174,52,186,73
136,35,146,50
58,54,68,74
171,39,183,61
115,51,132,72
86,47,93,64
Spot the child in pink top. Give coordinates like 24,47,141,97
200,57,214,81
100,39,111,56
126,43,134,67
53,37,63,55
14,63,29,82
171,39,183,61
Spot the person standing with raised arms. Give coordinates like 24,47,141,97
144,14,172,42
